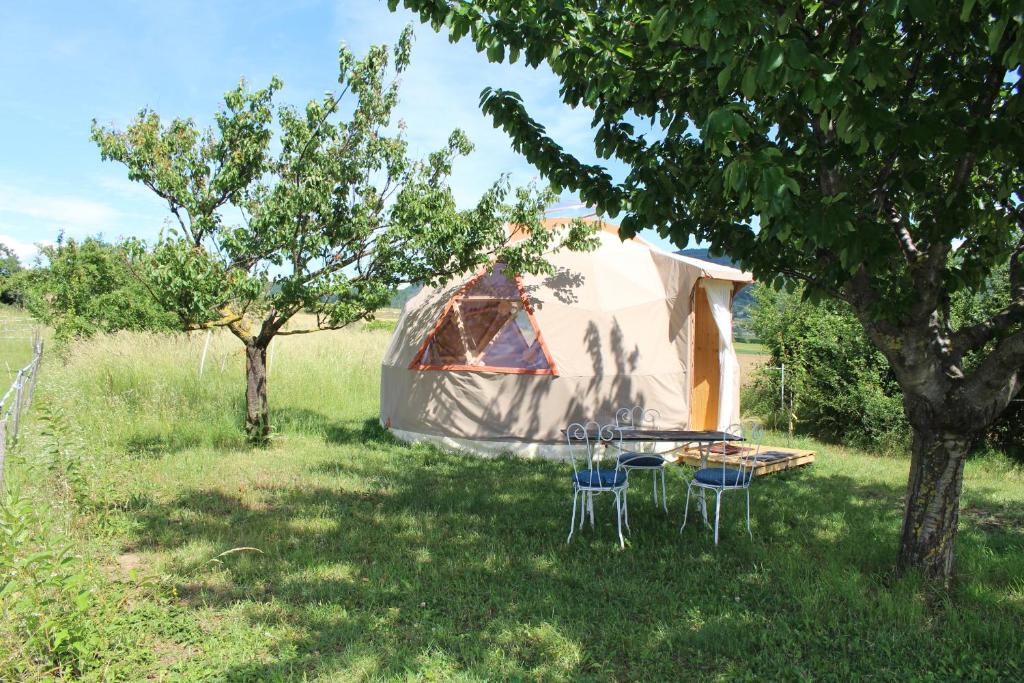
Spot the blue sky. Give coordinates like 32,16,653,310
0,0,688,263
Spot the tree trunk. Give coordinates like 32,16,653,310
897,425,971,582
245,342,270,444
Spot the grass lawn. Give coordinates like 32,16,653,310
3,328,1023,680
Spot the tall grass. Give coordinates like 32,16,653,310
2,324,1022,680
53,326,390,454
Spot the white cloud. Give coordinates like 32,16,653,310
0,184,120,235
95,175,159,202
326,4,611,208
0,233,54,263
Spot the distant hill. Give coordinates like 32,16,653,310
676,248,755,324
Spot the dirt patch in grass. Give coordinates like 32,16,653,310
116,552,145,573
961,506,1024,531
740,353,769,386
153,640,196,667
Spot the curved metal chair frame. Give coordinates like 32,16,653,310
680,422,761,544
613,406,668,513
566,421,630,548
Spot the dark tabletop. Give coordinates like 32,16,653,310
563,428,743,443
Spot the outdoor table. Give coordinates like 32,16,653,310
619,430,744,481
565,428,744,467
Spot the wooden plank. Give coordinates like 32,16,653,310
690,285,720,430
674,444,816,476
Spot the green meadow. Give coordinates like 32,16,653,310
2,325,1022,681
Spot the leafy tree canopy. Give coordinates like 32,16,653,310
92,28,595,441
396,1,1021,309
20,235,178,347
0,244,23,305
93,28,591,340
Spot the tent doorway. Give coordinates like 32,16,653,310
690,284,721,430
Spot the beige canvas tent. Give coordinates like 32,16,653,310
380,218,753,458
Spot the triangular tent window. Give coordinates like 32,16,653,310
410,263,556,375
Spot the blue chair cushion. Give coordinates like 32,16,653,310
573,468,627,489
617,453,666,468
694,467,751,487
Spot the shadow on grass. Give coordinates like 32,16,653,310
127,416,1024,680
123,430,250,457
120,407,381,458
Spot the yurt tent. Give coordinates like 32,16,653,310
380,218,753,458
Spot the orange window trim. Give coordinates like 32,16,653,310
408,363,556,376
408,264,559,376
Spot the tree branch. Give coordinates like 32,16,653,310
186,310,245,332
948,58,1006,197
953,231,1024,352
959,328,1024,423
886,207,921,263
274,309,373,336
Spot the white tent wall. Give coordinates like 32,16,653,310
379,220,752,458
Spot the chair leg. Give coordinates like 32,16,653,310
680,482,692,533
713,490,722,545
618,485,626,532
579,491,587,530
588,492,595,529
699,488,710,528
615,492,624,548
746,487,752,539
660,468,668,514
568,488,578,544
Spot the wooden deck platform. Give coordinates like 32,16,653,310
670,443,815,476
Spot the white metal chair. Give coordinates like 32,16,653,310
680,422,761,544
614,406,668,513
566,422,629,548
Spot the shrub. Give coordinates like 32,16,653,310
745,284,909,454
746,279,1023,460
20,235,178,348
0,487,105,678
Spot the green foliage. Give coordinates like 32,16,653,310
0,244,22,305
362,318,397,332
0,487,103,678
20,235,178,348
91,29,595,344
394,1,1022,308
746,283,910,453
748,276,1024,458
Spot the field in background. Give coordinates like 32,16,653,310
0,307,37,379
3,325,1021,680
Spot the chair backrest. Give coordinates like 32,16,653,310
717,421,763,487
565,421,612,476
604,425,634,472
615,405,660,430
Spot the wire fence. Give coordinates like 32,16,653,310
0,331,44,489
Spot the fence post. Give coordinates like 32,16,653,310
199,329,213,377
28,334,42,409
10,370,24,445
0,334,45,476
